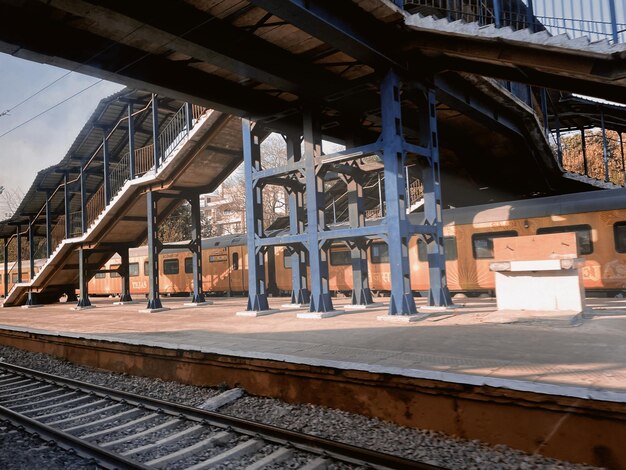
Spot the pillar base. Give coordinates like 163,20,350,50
377,313,430,323
236,309,280,317
419,304,461,313
119,294,133,303
191,293,206,304
138,307,171,313
184,301,214,307
76,298,91,308
297,310,345,319
71,305,95,311
281,303,309,309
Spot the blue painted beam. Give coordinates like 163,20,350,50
189,193,205,304
286,133,310,305
119,247,132,303
314,142,382,167
421,89,453,307
128,103,136,180
102,128,111,206
254,233,308,248
146,190,163,310
76,247,91,308
45,192,52,258
16,225,22,284
380,70,416,316
152,94,160,170
243,119,270,312
80,167,88,234
303,110,334,313
318,225,387,241
252,161,305,181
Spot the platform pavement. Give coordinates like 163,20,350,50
1,295,626,402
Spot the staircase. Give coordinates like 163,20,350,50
3,105,242,307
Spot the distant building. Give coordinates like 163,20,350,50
200,187,245,236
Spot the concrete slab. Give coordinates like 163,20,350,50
297,310,345,319
2,296,626,399
70,305,96,311
20,304,44,309
344,303,384,310
377,313,430,323
137,307,171,314
183,301,214,307
235,309,281,317
113,301,140,306
280,303,309,309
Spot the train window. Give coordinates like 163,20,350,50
232,252,239,271
370,243,389,264
11,273,17,283
536,225,593,255
330,249,351,266
417,237,458,262
110,264,121,278
94,272,106,279
472,231,518,259
163,259,179,275
614,222,626,253
283,252,291,269
129,263,139,277
184,257,193,274
144,261,149,276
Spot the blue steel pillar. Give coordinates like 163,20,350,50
303,110,334,313
16,225,22,284
119,247,132,303
601,107,610,183
102,129,111,205
3,238,7,297
45,192,52,258
285,133,309,305
419,89,453,307
189,193,205,304
242,119,270,312
128,103,136,179
380,71,417,315
26,219,36,305
146,190,163,310
76,247,91,308
64,172,71,238
185,103,194,135
347,174,374,306
152,94,160,170
80,167,88,234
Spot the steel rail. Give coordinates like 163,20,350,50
0,361,444,470
0,403,150,470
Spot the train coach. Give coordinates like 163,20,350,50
3,189,626,299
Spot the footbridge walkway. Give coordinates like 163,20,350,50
0,0,625,314
1,90,242,307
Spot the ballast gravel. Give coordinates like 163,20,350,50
0,420,98,470
0,345,603,469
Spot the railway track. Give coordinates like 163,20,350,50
0,362,442,470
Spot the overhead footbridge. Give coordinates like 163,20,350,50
0,89,242,307
1,0,625,313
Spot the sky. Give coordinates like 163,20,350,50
0,53,124,199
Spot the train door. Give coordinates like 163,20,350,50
228,246,245,293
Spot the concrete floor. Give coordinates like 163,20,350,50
1,295,626,402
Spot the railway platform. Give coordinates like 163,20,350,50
1,296,626,467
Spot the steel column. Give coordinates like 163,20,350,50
64,172,70,238
303,110,334,313
3,238,7,297
421,89,453,307
152,94,160,170
526,0,535,32
380,70,416,315
128,103,136,179
347,171,373,306
286,133,309,305
189,193,205,304
76,247,91,308
185,102,193,135
45,192,52,258
146,190,163,310
16,225,22,284
26,219,36,306
119,247,132,302
243,119,269,311
493,0,502,28
80,167,88,233
609,0,619,44
102,129,111,205
601,108,610,182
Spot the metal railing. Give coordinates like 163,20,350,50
406,0,625,44
159,104,188,163
134,144,154,177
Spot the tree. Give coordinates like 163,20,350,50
561,129,624,185
158,203,191,243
